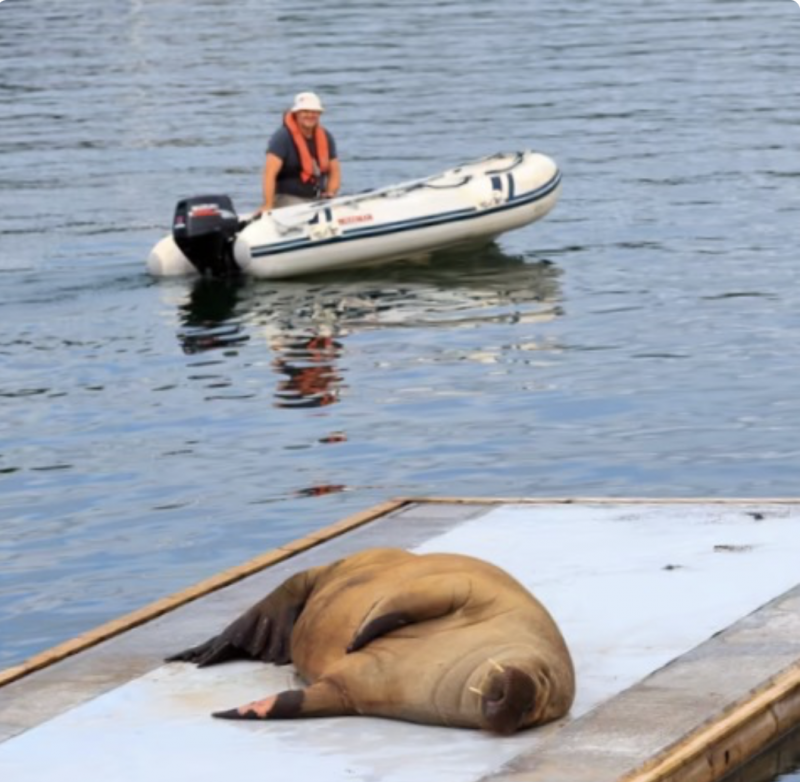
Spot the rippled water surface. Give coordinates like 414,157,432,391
2,2,800,761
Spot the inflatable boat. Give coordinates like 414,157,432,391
146,150,562,280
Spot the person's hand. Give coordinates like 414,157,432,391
321,191,338,199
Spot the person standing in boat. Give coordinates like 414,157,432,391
259,92,341,212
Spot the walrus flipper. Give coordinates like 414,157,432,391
213,679,353,721
166,608,275,667
166,565,325,667
348,573,472,652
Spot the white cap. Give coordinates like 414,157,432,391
291,91,324,113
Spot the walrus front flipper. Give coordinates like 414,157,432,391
213,679,353,721
166,635,248,667
347,573,472,652
165,607,274,667
166,565,326,667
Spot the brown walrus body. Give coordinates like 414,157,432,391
168,547,575,735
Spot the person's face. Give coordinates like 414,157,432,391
296,110,321,134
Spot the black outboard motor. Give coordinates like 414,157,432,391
172,195,241,277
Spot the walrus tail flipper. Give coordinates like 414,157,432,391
166,565,327,667
213,679,352,721
347,574,472,652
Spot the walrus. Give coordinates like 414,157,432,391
167,547,575,735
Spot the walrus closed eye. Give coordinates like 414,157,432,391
166,547,575,735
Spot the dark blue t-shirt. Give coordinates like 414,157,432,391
267,125,338,199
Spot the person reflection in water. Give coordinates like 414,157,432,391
272,334,343,409
259,91,341,212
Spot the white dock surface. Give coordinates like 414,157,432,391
1,501,799,781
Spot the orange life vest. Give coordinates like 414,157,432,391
283,111,330,184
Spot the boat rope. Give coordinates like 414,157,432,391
485,151,525,174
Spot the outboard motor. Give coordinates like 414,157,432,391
172,195,241,277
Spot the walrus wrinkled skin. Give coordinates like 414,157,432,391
167,547,575,735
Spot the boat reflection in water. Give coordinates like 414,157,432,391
177,279,251,355
173,242,564,410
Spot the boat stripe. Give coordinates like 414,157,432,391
255,206,477,255
250,170,561,259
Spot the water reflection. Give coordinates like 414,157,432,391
177,278,250,354
296,484,347,498
272,334,344,409
172,243,563,408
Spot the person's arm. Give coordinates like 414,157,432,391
322,158,341,199
260,153,284,211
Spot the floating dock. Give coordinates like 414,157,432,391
1,498,799,782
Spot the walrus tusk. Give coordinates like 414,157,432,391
488,658,505,673
468,686,485,697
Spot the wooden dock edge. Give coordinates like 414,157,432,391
0,498,410,689
619,661,800,782
410,496,800,506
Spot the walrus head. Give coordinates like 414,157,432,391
475,663,537,735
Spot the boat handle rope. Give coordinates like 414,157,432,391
485,151,526,175
373,175,473,199
422,175,472,189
